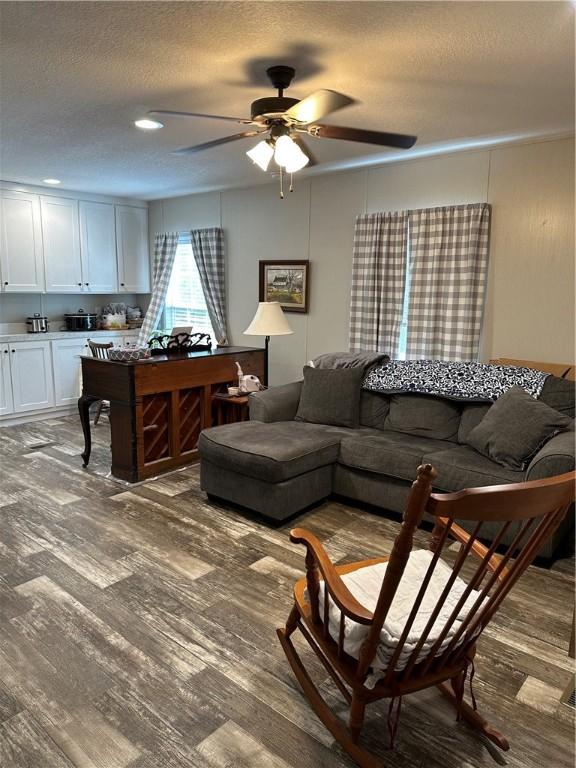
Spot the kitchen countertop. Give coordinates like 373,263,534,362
0,329,140,343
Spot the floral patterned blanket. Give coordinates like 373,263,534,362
362,359,549,402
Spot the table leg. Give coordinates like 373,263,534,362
78,394,98,467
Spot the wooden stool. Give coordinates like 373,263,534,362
211,392,250,426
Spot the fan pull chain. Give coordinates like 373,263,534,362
279,167,284,199
289,173,294,193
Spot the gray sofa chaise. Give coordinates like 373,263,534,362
199,375,575,557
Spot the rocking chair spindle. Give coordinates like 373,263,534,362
277,464,575,768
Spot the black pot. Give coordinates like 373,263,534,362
63,310,98,332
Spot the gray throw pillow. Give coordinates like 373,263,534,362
295,366,363,428
466,386,572,470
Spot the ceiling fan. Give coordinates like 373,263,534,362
144,65,417,193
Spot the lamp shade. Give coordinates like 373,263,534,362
244,302,293,336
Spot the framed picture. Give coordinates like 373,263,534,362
259,260,310,313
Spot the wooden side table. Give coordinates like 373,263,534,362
211,392,250,426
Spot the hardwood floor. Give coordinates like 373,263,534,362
0,414,574,768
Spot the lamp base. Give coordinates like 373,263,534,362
264,335,270,386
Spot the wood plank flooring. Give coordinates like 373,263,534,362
0,414,574,768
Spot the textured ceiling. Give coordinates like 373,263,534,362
0,1,574,200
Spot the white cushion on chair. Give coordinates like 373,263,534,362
318,549,483,687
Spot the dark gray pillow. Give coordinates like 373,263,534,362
295,366,363,428
538,376,575,418
458,403,492,444
466,386,572,470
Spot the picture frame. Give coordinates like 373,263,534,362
259,260,310,314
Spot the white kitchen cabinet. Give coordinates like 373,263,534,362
52,337,87,406
116,205,150,293
79,201,118,293
0,344,14,416
9,340,54,413
41,196,82,293
0,191,45,292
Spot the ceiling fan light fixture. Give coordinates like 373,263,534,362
273,134,297,168
134,118,164,130
274,135,310,173
246,140,274,171
284,147,310,173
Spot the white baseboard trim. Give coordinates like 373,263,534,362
0,405,79,427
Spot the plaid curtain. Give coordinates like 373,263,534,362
137,233,179,346
406,203,491,361
349,211,408,356
190,227,228,345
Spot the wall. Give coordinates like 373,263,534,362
149,136,575,385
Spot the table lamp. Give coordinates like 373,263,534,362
244,301,293,385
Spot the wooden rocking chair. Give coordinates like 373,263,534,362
277,464,575,767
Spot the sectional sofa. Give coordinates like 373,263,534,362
198,372,575,558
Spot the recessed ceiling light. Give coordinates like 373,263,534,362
42,178,61,185
134,118,164,130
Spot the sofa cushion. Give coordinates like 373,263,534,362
359,390,391,429
539,375,575,418
465,386,572,470
295,366,364,428
423,445,524,491
339,431,454,482
384,394,461,441
458,403,492,444
199,421,364,483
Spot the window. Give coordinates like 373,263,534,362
162,234,214,338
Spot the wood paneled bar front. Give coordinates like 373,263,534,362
78,346,265,482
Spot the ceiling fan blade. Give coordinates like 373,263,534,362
284,90,355,125
291,135,318,167
172,131,264,155
149,110,253,124
307,124,417,149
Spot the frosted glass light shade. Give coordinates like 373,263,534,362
273,135,309,172
246,140,274,171
244,302,293,336
284,147,309,173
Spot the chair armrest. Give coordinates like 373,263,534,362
290,527,374,624
249,380,303,422
525,428,575,481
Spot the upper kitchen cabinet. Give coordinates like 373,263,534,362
41,196,82,292
116,205,150,293
0,190,45,292
79,201,117,293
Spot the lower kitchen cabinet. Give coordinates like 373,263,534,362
52,337,89,406
0,333,140,422
9,340,54,413
0,344,14,416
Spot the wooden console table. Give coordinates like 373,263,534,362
78,346,264,482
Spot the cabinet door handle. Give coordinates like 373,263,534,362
3,282,7,286
77,282,82,286
120,282,125,287
11,349,15,353
85,282,89,286
3,349,7,354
